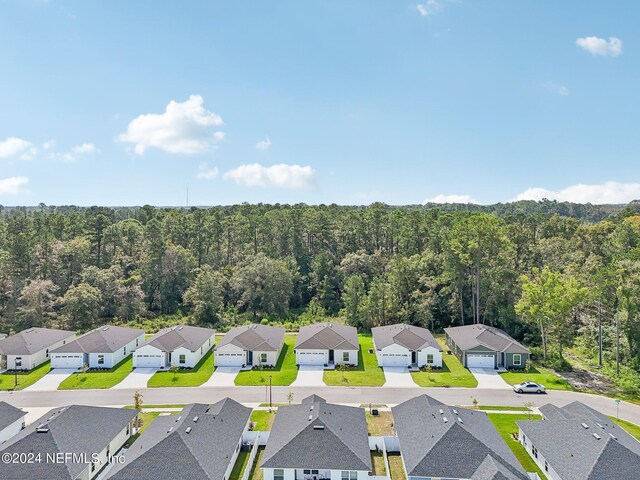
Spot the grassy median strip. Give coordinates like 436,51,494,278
323,334,385,386
0,361,51,391
411,340,478,388
147,350,215,387
235,335,298,386
58,356,134,390
500,365,572,391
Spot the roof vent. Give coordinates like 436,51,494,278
443,417,448,423
453,409,458,415
592,433,601,440
308,415,313,421
596,423,604,429
36,425,49,433
177,416,182,421
609,433,617,440
193,416,199,422
310,405,314,411
581,423,589,429
313,425,325,430
185,427,192,434
439,409,444,415
458,417,463,424
168,427,173,433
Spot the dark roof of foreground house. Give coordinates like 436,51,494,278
0,327,76,356
518,402,640,480
444,324,529,354
0,405,137,480
392,395,528,480
51,325,144,354
372,324,441,351
139,325,215,352
261,395,371,472
295,322,359,351
217,324,285,351
0,401,25,432
108,398,251,480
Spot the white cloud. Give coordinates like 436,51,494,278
224,163,316,189
0,137,37,160
513,181,640,204
0,176,29,195
576,36,622,57
117,95,224,155
255,136,272,151
55,142,99,162
72,143,98,155
424,194,479,204
195,162,219,180
42,140,56,150
417,0,444,16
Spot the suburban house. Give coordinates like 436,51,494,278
517,402,640,480
49,325,145,369
0,327,76,371
107,398,251,480
261,395,372,480
0,401,25,444
392,394,529,480
0,404,137,480
294,322,359,366
133,325,215,369
372,324,442,368
215,324,285,367
444,324,530,369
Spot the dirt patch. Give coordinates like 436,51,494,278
558,368,619,394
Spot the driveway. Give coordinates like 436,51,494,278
202,367,240,387
111,368,158,389
24,369,76,391
383,367,418,387
291,365,325,387
469,368,511,389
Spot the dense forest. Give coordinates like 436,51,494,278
1,200,640,391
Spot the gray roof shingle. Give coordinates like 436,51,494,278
444,324,529,354
0,327,76,356
372,324,441,351
217,324,285,351
50,325,144,354
295,323,358,351
139,325,215,352
0,401,25,432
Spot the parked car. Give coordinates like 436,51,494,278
513,382,546,394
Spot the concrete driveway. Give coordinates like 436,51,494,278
383,367,418,387
111,368,158,389
291,365,325,387
24,369,76,391
469,368,511,389
202,367,240,387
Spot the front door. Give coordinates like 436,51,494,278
329,350,334,362
411,351,417,364
248,351,253,365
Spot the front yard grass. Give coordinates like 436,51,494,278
235,335,298,386
371,451,386,476
229,450,251,480
323,334,385,386
0,361,51,390
500,365,572,391
411,341,478,388
366,411,394,435
251,410,276,430
610,416,640,441
477,405,531,411
487,413,547,480
387,453,406,480
147,350,215,387
58,356,133,390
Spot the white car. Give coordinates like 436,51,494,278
513,382,546,394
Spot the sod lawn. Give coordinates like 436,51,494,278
323,334,386,386
250,410,276,430
229,450,251,480
58,355,134,390
411,340,478,387
0,361,51,391
147,350,215,387
235,335,298,386
500,365,572,391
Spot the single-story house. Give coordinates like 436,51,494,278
0,327,76,371
392,394,529,480
0,401,25,444
518,402,640,480
0,404,137,480
444,324,530,369
261,395,372,480
372,324,442,368
294,322,359,366
50,325,145,369
215,324,285,367
133,325,215,369
107,398,251,480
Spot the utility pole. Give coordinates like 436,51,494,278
269,375,273,411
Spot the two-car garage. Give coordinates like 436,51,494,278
466,353,495,368
379,353,410,367
50,353,84,369
296,351,327,366
215,352,245,367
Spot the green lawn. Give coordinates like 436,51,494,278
411,341,478,387
235,335,298,386
0,361,51,390
323,335,386,386
58,355,134,390
249,447,265,480
487,413,547,480
500,365,572,391
229,451,251,480
611,416,640,441
478,405,531,411
147,350,215,387
251,410,276,430
366,411,395,435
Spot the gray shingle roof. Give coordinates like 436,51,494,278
517,402,640,480
392,395,528,480
139,325,215,352
0,327,76,355
261,399,371,471
0,401,25,432
108,398,251,480
217,324,285,351
295,322,359,350
50,325,144,354
0,405,137,479
444,324,529,354
372,324,441,351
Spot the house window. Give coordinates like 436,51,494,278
126,424,130,436
15,357,22,368
544,461,549,472
304,470,310,474
342,352,350,362
124,346,127,355
426,354,434,364
341,471,357,480
98,355,105,365
261,353,268,363
91,461,96,472
513,354,522,366
136,339,139,347
179,354,186,364
46,349,49,358
274,469,284,480
532,445,538,459
201,346,203,354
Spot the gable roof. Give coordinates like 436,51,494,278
139,325,215,352
444,324,529,354
372,324,441,351
295,322,358,351
518,402,640,480
50,325,144,354
0,401,25,432
217,324,285,352
108,398,251,480
0,405,137,479
0,327,76,356
392,395,528,480
261,399,371,471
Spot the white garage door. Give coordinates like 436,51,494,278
216,352,245,367
50,354,83,369
135,354,164,368
298,351,326,365
467,354,494,368
381,353,410,367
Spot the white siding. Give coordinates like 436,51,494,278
88,352,115,369
77,419,135,480
335,349,358,366
6,333,75,371
253,350,278,367
377,344,411,367
215,343,246,367
87,333,144,368
519,428,561,480
263,469,369,480
416,346,443,368
0,416,25,444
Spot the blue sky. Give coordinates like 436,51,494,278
1,0,638,206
